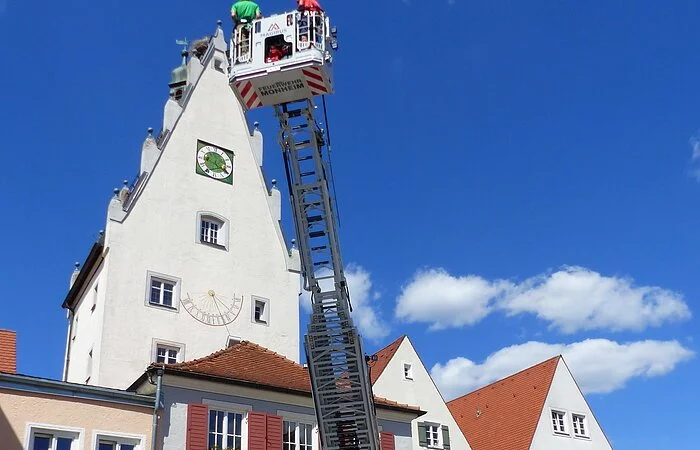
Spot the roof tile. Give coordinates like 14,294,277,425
447,356,559,450
162,340,421,413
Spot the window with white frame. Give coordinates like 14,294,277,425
146,272,180,309
252,296,270,325
208,409,244,450
155,344,180,364
425,424,441,448
403,363,413,380
197,212,229,250
551,410,568,434
283,420,314,450
29,428,79,450
572,414,588,438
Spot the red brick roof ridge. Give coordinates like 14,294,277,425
166,340,297,370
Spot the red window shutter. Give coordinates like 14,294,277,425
249,412,268,450
186,404,209,450
266,414,284,450
380,432,395,450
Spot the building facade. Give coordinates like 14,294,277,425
62,24,301,390
129,341,423,450
369,337,472,450
0,330,155,450
447,356,613,450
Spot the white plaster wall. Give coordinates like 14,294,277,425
65,262,107,385
529,360,612,450
371,338,471,450
68,45,300,389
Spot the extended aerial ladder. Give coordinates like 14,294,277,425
229,10,380,450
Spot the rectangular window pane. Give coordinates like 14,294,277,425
56,438,73,450
163,283,174,307
33,435,51,450
99,442,115,450
121,445,135,450
150,281,162,304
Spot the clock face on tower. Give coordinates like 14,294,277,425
181,290,244,326
195,140,234,184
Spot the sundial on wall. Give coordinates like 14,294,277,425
181,290,243,326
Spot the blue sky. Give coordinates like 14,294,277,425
1,1,698,449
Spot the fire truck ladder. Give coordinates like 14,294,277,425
275,99,380,450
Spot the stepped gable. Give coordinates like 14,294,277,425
447,356,560,450
368,335,406,384
158,340,421,412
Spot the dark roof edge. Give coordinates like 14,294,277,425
0,372,155,408
139,366,424,415
62,236,105,310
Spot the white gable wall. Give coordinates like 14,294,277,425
64,31,301,389
530,359,612,450
372,338,472,450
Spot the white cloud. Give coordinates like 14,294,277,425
394,266,691,333
300,265,389,341
690,135,700,181
395,268,510,330
502,266,691,333
431,339,695,400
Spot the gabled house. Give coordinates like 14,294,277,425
369,336,472,450
447,356,613,450
129,340,424,450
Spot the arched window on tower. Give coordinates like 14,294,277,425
197,212,230,250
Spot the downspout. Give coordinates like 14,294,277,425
62,309,74,382
151,367,164,450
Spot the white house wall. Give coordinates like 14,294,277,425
372,338,472,450
65,33,300,389
529,360,612,450
160,384,414,450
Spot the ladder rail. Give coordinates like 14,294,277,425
275,100,380,450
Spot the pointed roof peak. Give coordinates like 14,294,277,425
368,335,407,384
447,356,560,450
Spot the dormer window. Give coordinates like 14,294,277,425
197,212,229,250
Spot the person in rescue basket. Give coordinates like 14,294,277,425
231,0,263,55
297,0,323,13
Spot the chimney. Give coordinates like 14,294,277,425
0,330,17,374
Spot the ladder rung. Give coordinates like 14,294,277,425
301,171,316,177
292,124,309,131
309,231,326,238
308,215,323,223
314,261,330,266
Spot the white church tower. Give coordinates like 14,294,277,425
62,23,301,389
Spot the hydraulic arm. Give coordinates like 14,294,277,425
275,99,380,450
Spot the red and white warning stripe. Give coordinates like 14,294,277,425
236,81,264,110
302,67,329,97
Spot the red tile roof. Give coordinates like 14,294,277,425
447,356,560,450
368,335,406,384
159,341,422,414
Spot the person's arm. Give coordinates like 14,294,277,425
255,7,262,19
